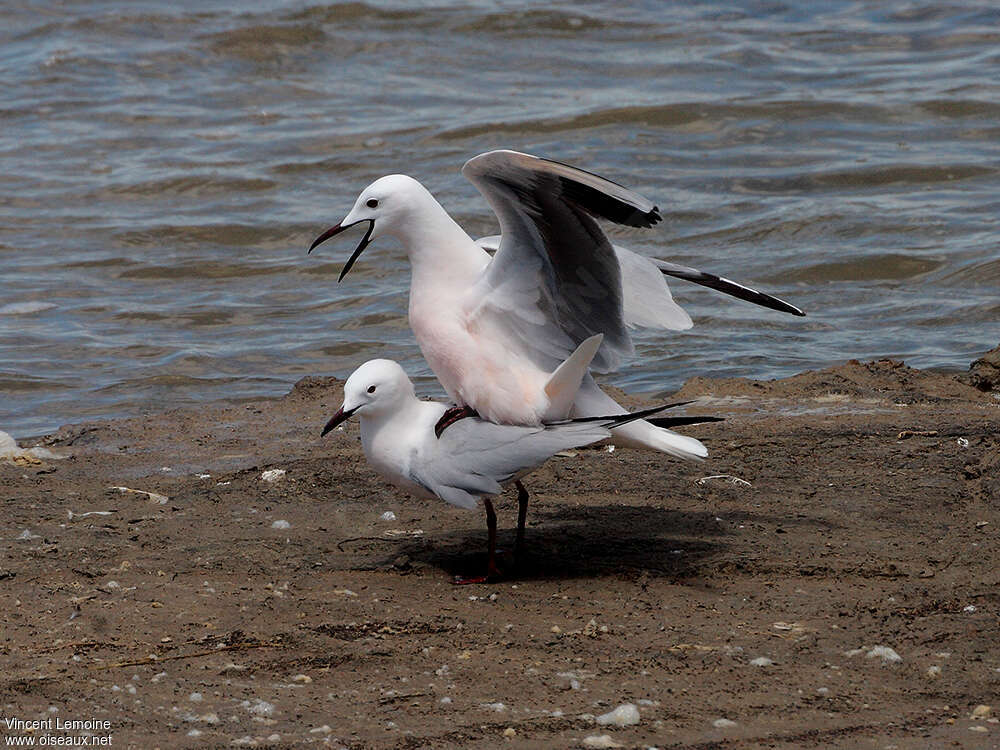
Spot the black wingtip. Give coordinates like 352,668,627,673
640,205,663,228
657,265,806,317
648,415,724,429
556,175,661,229
556,401,696,429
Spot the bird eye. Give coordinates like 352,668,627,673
365,198,379,209
367,385,376,393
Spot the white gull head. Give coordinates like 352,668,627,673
340,174,434,241
343,358,414,416
309,173,477,282
322,358,417,435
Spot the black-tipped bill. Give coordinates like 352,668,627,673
321,405,358,436
307,219,375,282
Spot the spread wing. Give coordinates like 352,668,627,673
462,150,663,373
479,234,803,326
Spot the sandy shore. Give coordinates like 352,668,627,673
2,350,999,749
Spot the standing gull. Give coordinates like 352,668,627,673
322,336,704,582
310,150,802,460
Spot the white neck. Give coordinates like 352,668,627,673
358,396,446,485
390,196,490,293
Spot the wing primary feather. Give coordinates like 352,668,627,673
653,259,806,316
647,415,724,428
555,174,661,228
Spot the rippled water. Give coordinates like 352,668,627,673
2,1,999,438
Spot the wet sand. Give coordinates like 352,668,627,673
2,351,999,749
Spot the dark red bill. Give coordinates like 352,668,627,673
308,219,375,282
321,405,358,436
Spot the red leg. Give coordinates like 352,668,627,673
453,497,503,585
434,405,479,438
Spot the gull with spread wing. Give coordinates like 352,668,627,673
310,150,801,460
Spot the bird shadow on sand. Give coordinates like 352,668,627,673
346,503,840,582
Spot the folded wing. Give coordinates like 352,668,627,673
410,419,613,509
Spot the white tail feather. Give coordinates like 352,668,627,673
573,376,707,461
602,418,707,460
544,333,604,419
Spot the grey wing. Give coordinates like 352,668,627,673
409,418,612,510
616,245,693,330
617,247,808,327
462,150,663,373
476,234,691,331
480,234,804,326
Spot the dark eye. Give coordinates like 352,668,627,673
367,385,376,393
365,198,378,209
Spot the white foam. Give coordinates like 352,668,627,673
0,301,57,315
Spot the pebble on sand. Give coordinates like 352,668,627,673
866,645,902,663
971,705,993,720
245,699,275,716
749,657,774,667
271,520,291,530
380,511,397,522
712,718,738,729
260,469,286,482
582,735,622,749
595,704,640,727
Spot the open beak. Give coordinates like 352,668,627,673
308,219,375,282
321,405,358,436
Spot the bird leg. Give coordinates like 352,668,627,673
434,405,479,438
514,480,529,568
453,497,503,585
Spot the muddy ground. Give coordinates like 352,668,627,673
2,353,999,749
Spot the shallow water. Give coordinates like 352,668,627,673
2,0,998,437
